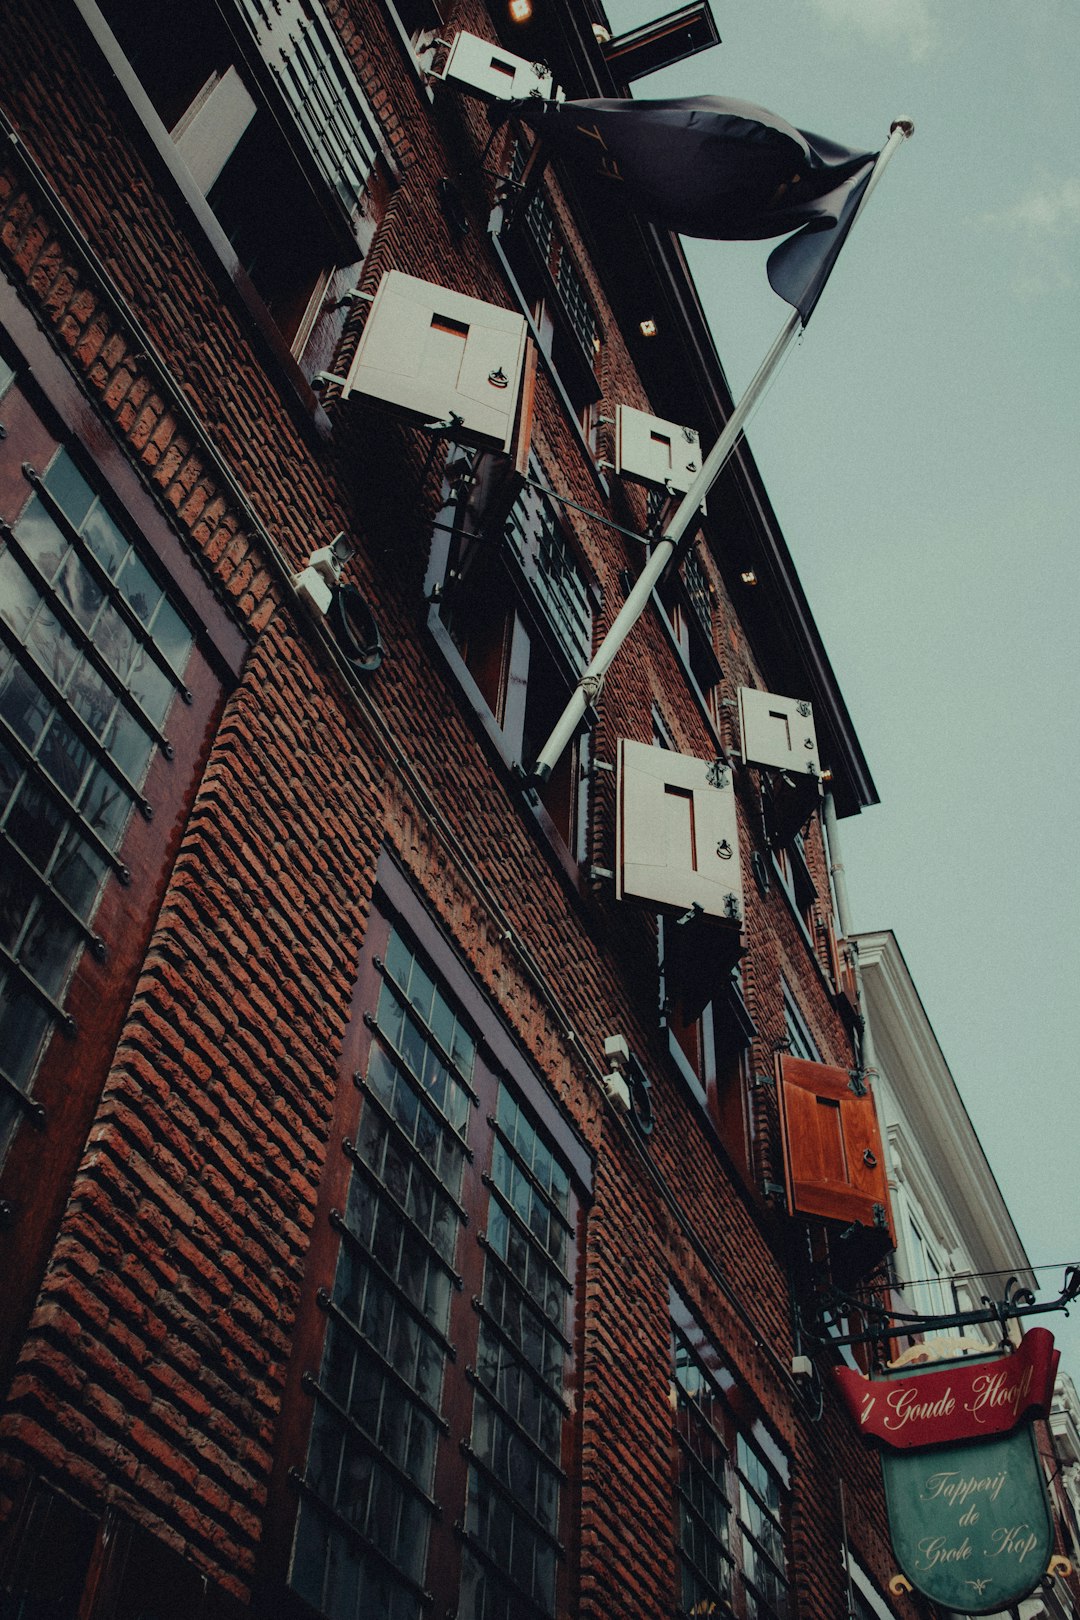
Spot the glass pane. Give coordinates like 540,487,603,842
81,499,128,579
42,449,95,529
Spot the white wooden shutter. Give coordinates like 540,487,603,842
342,272,529,452
439,32,559,102
616,739,742,922
614,405,701,495
173,66,257,194
234,0,381,216
738,686,820,779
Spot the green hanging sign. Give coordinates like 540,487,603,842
880,1422,1054,1614
834,1330,1060,1615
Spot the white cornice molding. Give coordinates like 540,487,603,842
854,930,1031,1283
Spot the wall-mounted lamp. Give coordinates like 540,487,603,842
638,318,659,338
740,569,758,586
508,0,533,23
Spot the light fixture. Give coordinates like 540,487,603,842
740,569,758,586
638,318,658,338
508,0,532,22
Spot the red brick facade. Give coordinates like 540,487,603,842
0,1,1007,1618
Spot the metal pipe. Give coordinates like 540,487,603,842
531,116,914,784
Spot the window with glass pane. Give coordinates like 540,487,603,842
287,889,587,1620
0,419,194,1154
670,1291,791,1620
290,928,477,1620
459,1086,573,1620
436,453,594,858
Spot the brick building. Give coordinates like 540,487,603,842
0,0,1061,1617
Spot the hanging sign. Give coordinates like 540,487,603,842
833,1330,1060,1615
834,1326,1059,1449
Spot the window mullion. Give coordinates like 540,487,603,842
338,1138,465,1289
0,710,131,881
21,466,192,702
353,1074,471,1224
482,1180,574,1291
0,1059,48,1127
0,940,78,1037
0,617,154,820
0,523,175,756
475,1233,574,1354
471,1294,571,1415
488,1116,575,1237
0,833,107,960
321,1219,458,1363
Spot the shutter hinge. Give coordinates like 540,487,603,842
873,1203,890,1231
848,1070,868,1096
763,1180,786,1204
753,1072,775,1090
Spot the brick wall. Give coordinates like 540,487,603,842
0,0,928,1615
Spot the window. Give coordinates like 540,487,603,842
903,1216,951,1321
429,453,596,862
844,1552,900,1620
286,865,590,1620
0,286,242,1374
86,0,385,373
504,146,604,442
661,545,723,732
0,337,234,1160
782,984,820,1063
0,1477,245,1618
670,1289,792,1620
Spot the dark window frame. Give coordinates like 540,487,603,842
261,852,592,1620
70,0,394,410
0,276,246,1390
670,1287,793,1620
424,452,599,883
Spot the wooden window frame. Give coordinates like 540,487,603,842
670,1287,793,1620
71,0,392,405
260,853,592,1620
425,455,598,880
0,277,247,1392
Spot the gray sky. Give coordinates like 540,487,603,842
602,0,1080,1371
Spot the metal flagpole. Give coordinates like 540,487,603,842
531,116,913,785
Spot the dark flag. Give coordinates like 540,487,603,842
508,95,877,323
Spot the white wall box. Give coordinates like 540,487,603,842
438,32,559,102
616,738,743,923
341,272,530,452
738,686,821,779
614,405,702,495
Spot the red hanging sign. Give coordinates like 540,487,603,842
833,1328,1059,1451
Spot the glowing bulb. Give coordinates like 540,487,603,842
508,0,532,22
639,318,658,338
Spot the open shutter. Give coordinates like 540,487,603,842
342,272,530,452
738,687,820,779
438,32,560,101
776,1055,894,1243
614,405,701,495
616,739,742,923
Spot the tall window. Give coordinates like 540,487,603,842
86,0,384,369
0,361,198,1157
286,871,589,1620
505,146,604,441
430,453,596,860
0,290,241,1386
670,1289,792,1620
